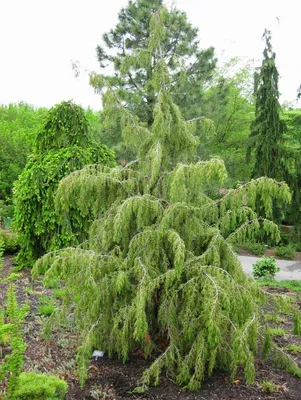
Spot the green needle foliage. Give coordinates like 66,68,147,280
33,9,300,391
12,372,67,400
0,285,29,398
13,101,115,268
247,30,285,181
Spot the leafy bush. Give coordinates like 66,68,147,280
275,245,296,260
239,241,265,256
253,257,279,279
12,372,67,400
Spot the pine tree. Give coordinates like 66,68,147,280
33,11,300,391
94,0,215,125
247,30,285,180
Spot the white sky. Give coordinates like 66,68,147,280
0,0,300,110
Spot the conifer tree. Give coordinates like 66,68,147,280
34,11,301,391
14,101,115,268
247,30,285,180
94,0,215,125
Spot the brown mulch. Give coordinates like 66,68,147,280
238,248,301,262
1,255,301,399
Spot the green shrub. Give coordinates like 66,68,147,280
253,257,279,279
239,241,265,256
0,229,19,253
12,372,67,400
275,245,296,260
291,242,301,252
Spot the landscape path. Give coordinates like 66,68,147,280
239,255,301,280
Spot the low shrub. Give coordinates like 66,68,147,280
275,246,296,260
0,229,19,253
238,241,265,256
12,372,68,399
253,257,279,280
292,242,301,252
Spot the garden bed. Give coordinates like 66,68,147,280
1,255,301,399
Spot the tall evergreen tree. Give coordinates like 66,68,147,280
93,0,216,126
34,11,301,391
247,30,285,180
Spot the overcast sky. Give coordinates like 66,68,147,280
0,0,300,110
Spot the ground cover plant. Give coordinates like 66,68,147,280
32,8,301,393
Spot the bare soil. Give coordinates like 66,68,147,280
1,255,301,399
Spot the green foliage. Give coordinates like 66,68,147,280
275,245,296,260
258,280,301,292
0,229,19,253
202,60,255,183
239,241,265,256
12,372,67,400
14,101,115,268
4,273,21,282
260,380,278,393
33,11,300,391
0,239,4,268
253,257,279,279
38,296,56,316
284,344,301,354
247,30,285,181
264,313,285,323
0,285,28,398
90,0,216,160
268,328,286,337
0,103,47,203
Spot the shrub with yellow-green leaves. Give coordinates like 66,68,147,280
32,8,301,391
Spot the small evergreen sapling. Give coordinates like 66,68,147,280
0,285,28,398
33,8,301,391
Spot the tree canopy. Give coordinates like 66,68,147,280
33,10,300,391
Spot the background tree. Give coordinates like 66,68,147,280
201,60,255,183
14,101,115,268
34,11,300,391
247,30,285,180
0,103,46,209
90,0,216,160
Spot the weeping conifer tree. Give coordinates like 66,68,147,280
34,10,301,390
247,30,285,180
